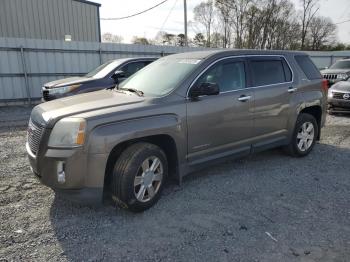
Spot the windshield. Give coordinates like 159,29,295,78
330,60,350,69
85,60,124,78
119,57,201,96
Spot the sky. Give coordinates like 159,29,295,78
94,0,350,44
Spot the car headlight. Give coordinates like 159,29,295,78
48,84,81,95
328,91,333,98
337,73,348,80
48,117,86,147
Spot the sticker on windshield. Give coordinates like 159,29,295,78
178,59,201,64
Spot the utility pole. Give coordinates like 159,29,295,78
184,0,188,46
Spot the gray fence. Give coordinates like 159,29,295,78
1,37,350,104
0,37,209,103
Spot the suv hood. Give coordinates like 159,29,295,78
31,90,145,127
320,68,350,74
44,76,95,88
330,80,350,92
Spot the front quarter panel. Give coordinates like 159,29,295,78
83,113,186,188
88,114,184,154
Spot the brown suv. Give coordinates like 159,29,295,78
27,50,327,212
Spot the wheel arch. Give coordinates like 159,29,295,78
299,105,322,140
103,134,179,198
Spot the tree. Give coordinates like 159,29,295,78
132,36,150,45
102,33,123,43
154,31,168,45
328,43,350,51
193,33,206,46
215,0,232,48
300,0,320,49
193,1,215,47
177,34,186,46
228,0,253,48
244,4,261,49
163,33,176,45
163,0,339,50
308,16,336,50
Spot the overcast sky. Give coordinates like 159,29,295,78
94,0,350,44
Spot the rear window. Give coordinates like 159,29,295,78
250,60,286,86
295,55,321,80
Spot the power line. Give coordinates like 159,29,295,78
101,0,169,20
159,0,178,33
335,19,350,25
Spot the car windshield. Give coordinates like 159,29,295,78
119,57,201,96
329,60,350,69
85,60,124,78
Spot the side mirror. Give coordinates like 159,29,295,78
189,82,220,98
113,70,126,79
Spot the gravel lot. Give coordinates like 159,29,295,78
1,106,350,262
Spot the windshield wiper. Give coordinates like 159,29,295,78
117,87,144,97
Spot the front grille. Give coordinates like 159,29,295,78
332,92,350,100
323,74,338,80
27,118,45,155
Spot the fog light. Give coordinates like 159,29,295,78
57,161,66,184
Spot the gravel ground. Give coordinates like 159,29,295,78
1,107,350,262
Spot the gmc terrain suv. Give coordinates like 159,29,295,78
27,50,327,212
42,57,156,101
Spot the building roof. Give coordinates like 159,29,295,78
73,0,101,7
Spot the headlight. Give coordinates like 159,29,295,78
337,73,348,80
48,117,86,147
328,91,333,98
48,84,81,95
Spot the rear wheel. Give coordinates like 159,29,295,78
111,142,167,212
284,113,318,157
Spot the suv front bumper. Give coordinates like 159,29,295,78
26,142,105,204
328,97,350,113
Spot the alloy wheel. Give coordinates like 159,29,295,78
296,122,315,152
134,156,163,202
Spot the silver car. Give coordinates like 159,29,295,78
27,50,327,212
328,78,350,114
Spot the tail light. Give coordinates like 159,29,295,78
322,79,329,93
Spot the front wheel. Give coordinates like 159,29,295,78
284,113,318,157
111,142,168,212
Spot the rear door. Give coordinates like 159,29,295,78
247,56,294,148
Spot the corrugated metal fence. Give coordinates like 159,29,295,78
1,37,350,104
0,37,210,103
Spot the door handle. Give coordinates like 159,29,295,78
288,87,297,93
238,95,251,102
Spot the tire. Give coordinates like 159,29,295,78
111,142,168,212
284,113,318,157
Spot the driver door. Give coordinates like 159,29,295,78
186,58,254,164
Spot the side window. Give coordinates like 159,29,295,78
121,62,147,77
295,55,321,80
250,59,286,86
195,61,246,93
282,59,292,82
